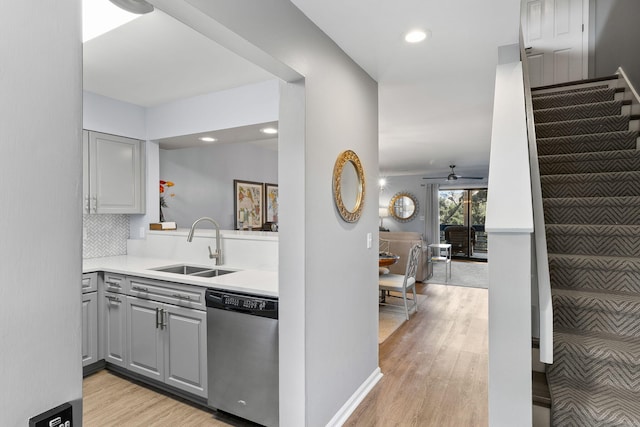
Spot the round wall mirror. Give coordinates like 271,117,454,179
333,150,365,223
389,192,419,222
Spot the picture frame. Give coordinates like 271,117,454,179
264,183,279,224
233,180,264,230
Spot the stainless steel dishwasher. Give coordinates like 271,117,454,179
205,288,279,427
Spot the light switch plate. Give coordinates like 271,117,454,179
366,232,372,249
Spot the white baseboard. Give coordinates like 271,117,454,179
325,367,383,427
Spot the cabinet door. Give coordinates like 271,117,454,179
103,292,127,368
88,131,145,214
164,304,207,398
82,292,98,367
82,130,90,214
126,296,163,381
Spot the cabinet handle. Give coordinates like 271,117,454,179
132,286,149,292
85,196,91,213
161,309,167,329
91,196,98,213
155,307,160,329
172,293,191,300
105,280,121,288
106,295,121,303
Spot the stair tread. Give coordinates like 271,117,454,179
546,223,640,236
535,115,631,138
554,328,640,364
534,100,622,113
548,252,640,270
541,169,640,183
537,129,638,144
531,75,619,92
543,195,640,207
548,378,640,425
552,288,640,308
539,149,640,164
533,87,616,102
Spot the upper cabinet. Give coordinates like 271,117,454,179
83,130,145,214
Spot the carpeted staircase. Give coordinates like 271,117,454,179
532,74,640,426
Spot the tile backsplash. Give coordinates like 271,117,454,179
83,214,129,259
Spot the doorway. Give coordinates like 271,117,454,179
439,189,488,261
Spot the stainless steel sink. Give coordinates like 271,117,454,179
152,264,235,277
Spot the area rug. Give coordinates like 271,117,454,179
378,293,426,343
426,260,488,289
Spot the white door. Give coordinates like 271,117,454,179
522,0,587,87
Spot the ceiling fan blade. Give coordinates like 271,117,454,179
459,176,484,180
422,176,448,180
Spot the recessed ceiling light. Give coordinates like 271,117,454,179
260,127,278,135
199,136,217,142
404,30,430,43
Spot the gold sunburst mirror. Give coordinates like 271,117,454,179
332,150,365,223
388,192,419,222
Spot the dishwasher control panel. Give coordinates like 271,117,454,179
206,289,278,319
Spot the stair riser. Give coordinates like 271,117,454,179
542,180,640,198
537,137,637,156
532,84,611,98
550,268,640,294
554,304,640,338
543,205,640,225
535,117,630,139
534,103,622,124
540,157,640,175
547,233,640,257
548,358,640,392
533,90,616,110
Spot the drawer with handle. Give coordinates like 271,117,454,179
82,272,98,293
104,273,125,293
126,276,205,310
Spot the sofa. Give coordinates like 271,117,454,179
379,231,431,282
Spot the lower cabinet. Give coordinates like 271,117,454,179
103,291,127,368
126,295,208,398
81,291,98,367
82,272,99,368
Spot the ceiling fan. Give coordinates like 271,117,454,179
422,165,483,181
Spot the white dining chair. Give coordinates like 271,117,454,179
378,243,421,320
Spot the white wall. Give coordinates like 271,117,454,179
0,2,83,424
83,91,147,139
589,0,640,88
159,142,278,229
146,80,279,140
147,1,380,425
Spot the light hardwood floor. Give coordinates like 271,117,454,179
345,283,488,426
83,283,488,426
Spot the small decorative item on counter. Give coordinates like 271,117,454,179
159,180,175,222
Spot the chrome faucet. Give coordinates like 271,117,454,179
187,217,223,265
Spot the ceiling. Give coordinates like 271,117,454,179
83,0,521,182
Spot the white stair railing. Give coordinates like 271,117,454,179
520,33,553,364
486,42,534,426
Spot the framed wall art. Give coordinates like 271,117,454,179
264,183,278,224
233,180,263,229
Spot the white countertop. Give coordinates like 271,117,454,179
83,255,278,297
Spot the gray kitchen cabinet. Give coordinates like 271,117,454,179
163,303,207,397
82,273,98,368
126,296,163,381
103,291,127,368
83,130,145,214
81,291,98,367
125,277,207,398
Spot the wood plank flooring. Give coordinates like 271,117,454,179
83,283,488,426
344,283,488,427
